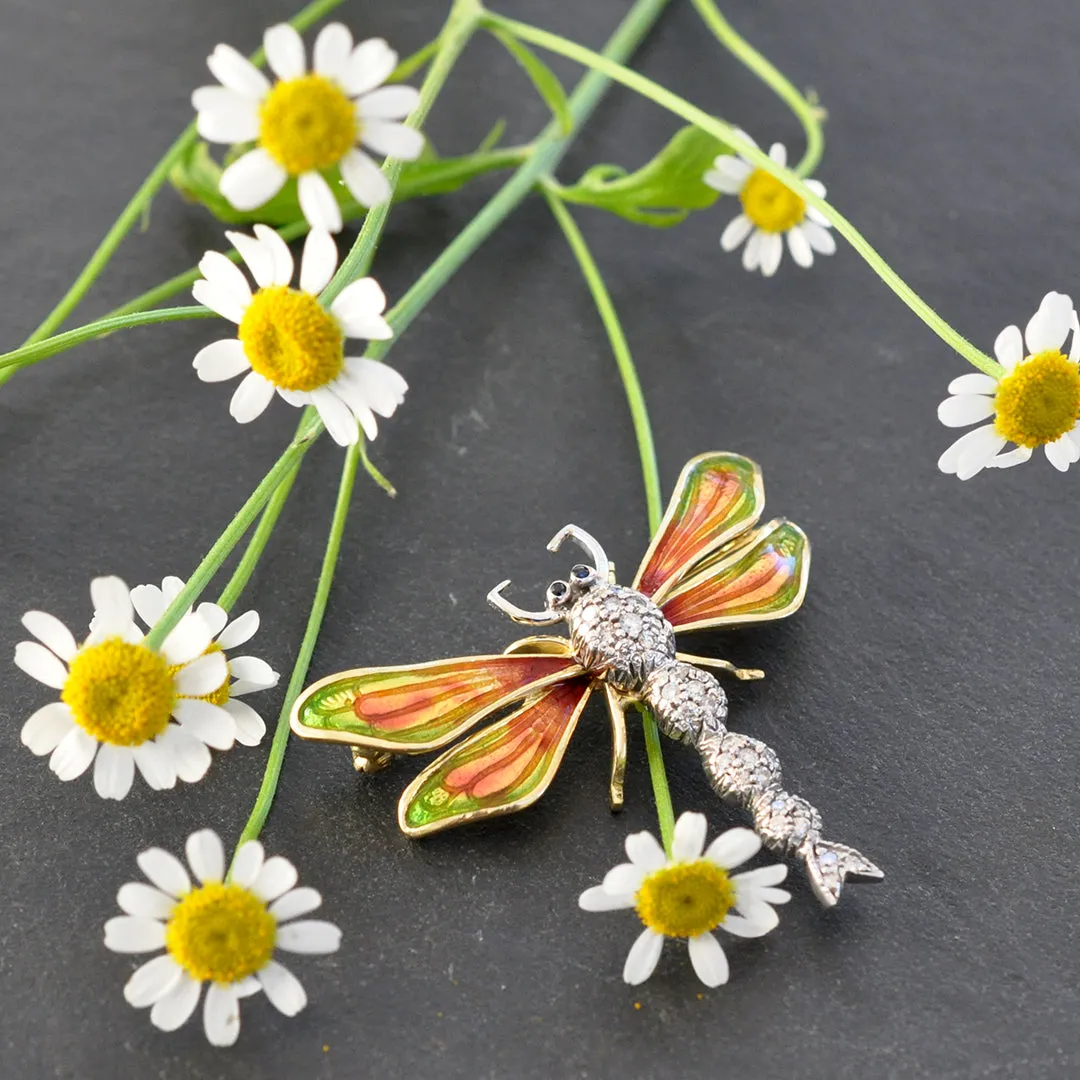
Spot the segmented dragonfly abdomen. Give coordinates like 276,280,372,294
642,660,728,744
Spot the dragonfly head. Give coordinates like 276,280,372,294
486,524,610,626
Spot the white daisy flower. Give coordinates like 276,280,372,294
16,577,246,800
192,225,407,446
704,137,835,277
192,22,423,232
124,575,278,749
105,829,342,1047
579,813,789,988
938,291,1080,479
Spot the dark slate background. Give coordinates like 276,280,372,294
2,0,1078,1077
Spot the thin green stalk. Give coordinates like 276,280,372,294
143,412,323,652
215,411,315,613
689,0,824,177
321,0,486,304
12,0,346,354
235,442,362,849
0,307,213,373
482,10,1003,379
540,185,673,854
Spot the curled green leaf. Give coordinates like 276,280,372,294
559,125,731,227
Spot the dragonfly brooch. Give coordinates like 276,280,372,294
291,452,883,907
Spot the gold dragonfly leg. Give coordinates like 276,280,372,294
351,748,393,773
603,684,628,812
676,652,765,681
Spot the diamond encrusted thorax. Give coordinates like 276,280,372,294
567,584,676,692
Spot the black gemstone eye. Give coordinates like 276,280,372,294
549,580,568,598
571,564,592,581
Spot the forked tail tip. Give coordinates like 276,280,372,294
805,840,884,908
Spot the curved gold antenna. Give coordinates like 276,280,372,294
486,580,562,625
546,524,610,582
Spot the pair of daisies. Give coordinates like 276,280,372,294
191,21,414,446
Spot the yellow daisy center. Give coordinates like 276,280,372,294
635,859,736,939
740,170,805,233
259,73,357,176
60,637,174,746
238,286,344,391
165,882,277,983
167,642,231,707
993,349,1080,448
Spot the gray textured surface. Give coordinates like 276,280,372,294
2,0,1079,1077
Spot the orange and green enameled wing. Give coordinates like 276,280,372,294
634,453,764,601
398,677,594,836
660,519,810,632
289,653,584,753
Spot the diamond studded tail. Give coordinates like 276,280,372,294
643,661,883,908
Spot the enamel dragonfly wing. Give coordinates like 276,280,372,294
291,453,881,906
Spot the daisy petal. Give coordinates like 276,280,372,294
298,172,343,234
328,377,378,440
220,149,288,213
161,614,215,666
339,148,390,208
801,220,836,255
118,882,176,921
150,974,201,1032
299,228,338,294
125,955,183,1008
252,225,295,285
193,88,260,143
194,603,229,640
804,178,827,198
49,727,98,781
360,120,424,160
22,611,78,661
257,961,307,1016
230,841,265,889
94,743,135,800
1025,291,1073,354
688,932,729,987
157,726,212,784
1045,434,1078,471
786,225,813,268
203,982,242,1047
270,887,323,922
129,583,166,626
672,812,708,861
768,142,787,166
174,651,228,696
937,394,995,427
579,885,635,911
21,702,75,755
329,276,387,323
719,913,773,938
14,641,68,689
742,229,764,272
311,386,360,446
264,23,306,81
192,279,246,325
173,698,236,751
947,372,998,395
193,339,250,382
275,920,343,954
625,830,667,870
216,610,260,650
760,233,783,278
956,427,1006,481
225,699,267,747
103,915,167,953
734,895,780,931
91,575,134,637
357,85,420,120
703,160,749,195
137,847,191,898
186,829,226,884
252,856,299,903
197,251,252,311
230,371,277,423
939,424,994,475
623,928,663,985
132,740,178,791
987,446,1033,469
732,863,788,888
602,862,646,895
343,38,397,97
313,22,353,81
225,230,276,288
207,43,270,99
341,358,407,416
720,213,753,252
994,324,1024,370
704,827,761,870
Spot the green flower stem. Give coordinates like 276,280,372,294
235,441,362,850
540,185,673,854
0,307,214,373
321,0,486,305
143,412,324,652
481,9,1004,379
4,0,347,376
689,0,824,178
215,410,316,613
